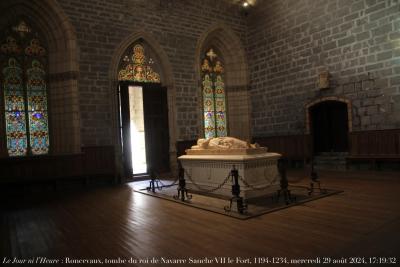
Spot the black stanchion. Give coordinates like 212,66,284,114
308,159,327,195
276,158,296,204
147,169,160,193
224,165,247,214
173,163,192,201
146,165,180,193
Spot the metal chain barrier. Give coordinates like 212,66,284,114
264,167,273,181
157,177,179,188
184,165,281,193
184,169,231,193
238,172,279,191
147,171,179,192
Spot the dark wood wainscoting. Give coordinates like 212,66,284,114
349,129,400,155
252,135,311,164
81,146,117,183
0,153,84,184
0,146,117,188
347,129,400,168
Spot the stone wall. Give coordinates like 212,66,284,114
247,0,400,137
3,0,399,152
56,0,247,146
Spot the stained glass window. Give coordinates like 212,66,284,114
201,48,227,139
118,44,160,83
1,20,49,156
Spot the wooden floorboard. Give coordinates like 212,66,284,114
1,170,399,266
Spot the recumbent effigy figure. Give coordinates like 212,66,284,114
193,137,259,149
187,137,266,155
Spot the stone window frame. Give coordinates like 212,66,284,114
0,18,51,157
200,45,228,139
195,24,251,141
0,0,80,158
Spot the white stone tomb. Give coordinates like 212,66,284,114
178,137,281,199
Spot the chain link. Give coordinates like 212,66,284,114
157,177,179,188
238,174,279,190
148,171,179,191
183,166,280,193
147,167,277,192
184,169,231,193
237,166,281,191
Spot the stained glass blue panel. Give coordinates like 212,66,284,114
27,60,49,155
5,111,28,156
3,58,27,156
2,22,50,157
204,111,215,139
28,111,49,155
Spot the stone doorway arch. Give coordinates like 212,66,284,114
305,96,352,134
109,32,176,178
306,97,352,154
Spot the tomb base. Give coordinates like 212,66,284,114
178,153,281,199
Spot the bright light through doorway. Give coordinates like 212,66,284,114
129,86,147,174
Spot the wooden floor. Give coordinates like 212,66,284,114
1,170,399,266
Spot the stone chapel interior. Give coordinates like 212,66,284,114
0,0,399,262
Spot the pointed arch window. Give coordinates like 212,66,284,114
118,43,160,83
1,20,49,156
201,48,227,139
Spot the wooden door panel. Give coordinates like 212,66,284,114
119,83,170,177
119,82,133,177
143,85,170,174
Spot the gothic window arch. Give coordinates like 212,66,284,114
118,43,161,83
0,20,50,156
201,48,227,139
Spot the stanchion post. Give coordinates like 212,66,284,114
308,159,326,195
174,162,192,201
225,165,247,214
148,169,157,193
276,158,295,204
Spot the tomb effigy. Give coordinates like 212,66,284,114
178,137,281,199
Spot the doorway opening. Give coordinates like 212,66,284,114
119,82,170,179
310,100,349,154
128,86,147,174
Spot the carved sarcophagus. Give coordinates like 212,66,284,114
179,139,281,199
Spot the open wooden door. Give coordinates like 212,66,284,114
119,82,170,178
143,84,170,174
119,82,133,177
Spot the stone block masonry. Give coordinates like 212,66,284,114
12,0,398,147
247,0,400,137
57,0,247,145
